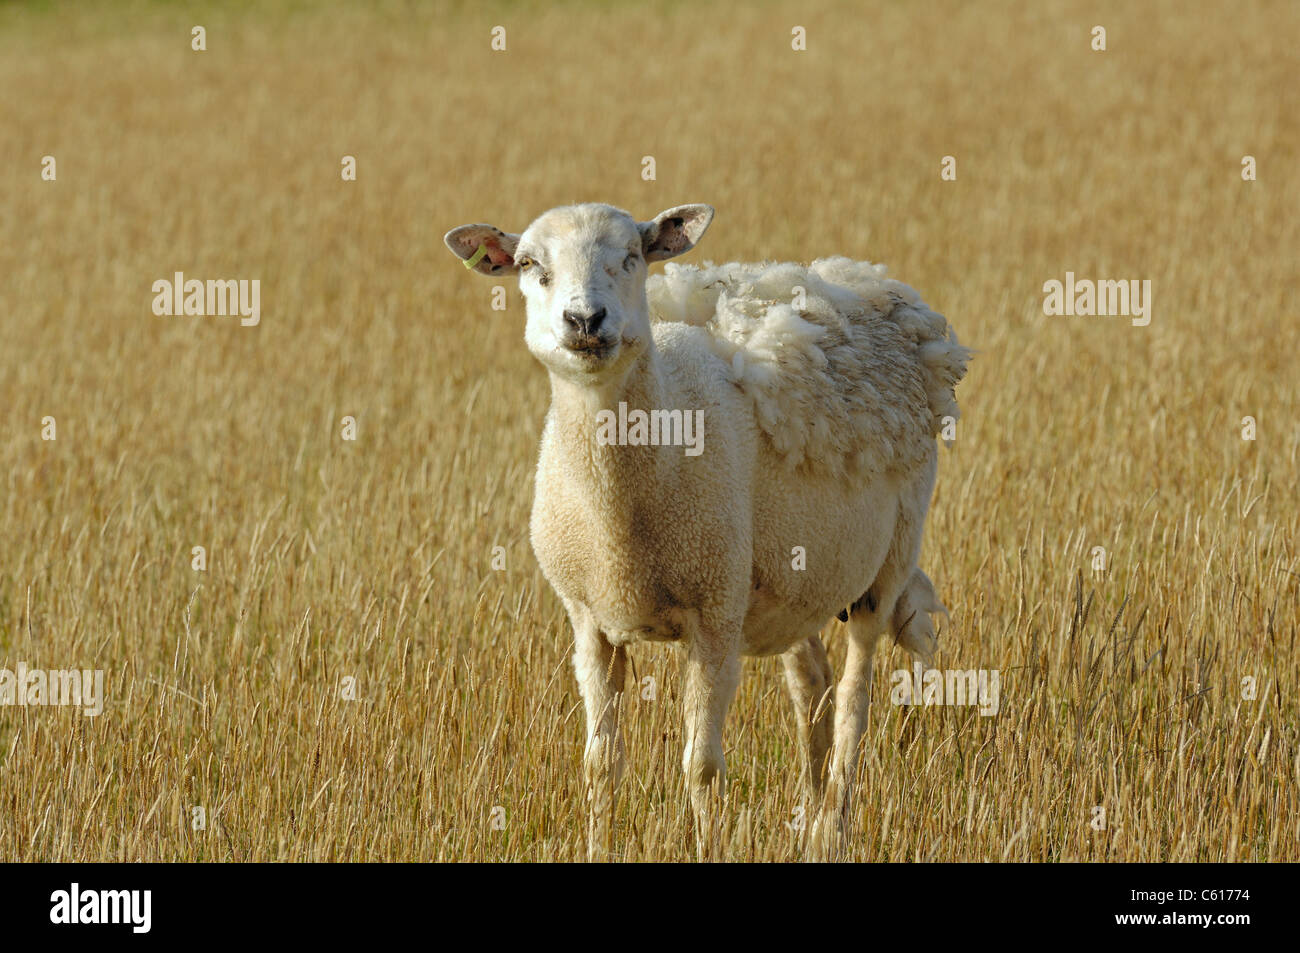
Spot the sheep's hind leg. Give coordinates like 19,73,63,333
781,635,835,805
812,564,910,859
810,567,946,862
812,463,937,860
569,601,627,862
810,600,886,860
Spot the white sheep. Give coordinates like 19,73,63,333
446,203,969,857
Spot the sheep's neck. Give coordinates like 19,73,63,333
549,346,672,523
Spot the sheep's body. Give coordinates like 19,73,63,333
446,202,969,858
533,315,911,660
534,257,966,657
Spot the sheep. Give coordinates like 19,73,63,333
445,203,970,858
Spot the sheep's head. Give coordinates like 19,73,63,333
445,203,713,381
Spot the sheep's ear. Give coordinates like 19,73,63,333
638,204,714,262
444,224,521,276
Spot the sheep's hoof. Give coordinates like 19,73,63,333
807,810,848,862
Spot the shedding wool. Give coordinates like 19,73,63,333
647,257,972,483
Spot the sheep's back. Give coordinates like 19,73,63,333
646,257,970,484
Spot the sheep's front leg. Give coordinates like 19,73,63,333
569,602,627,861
680,612,742,853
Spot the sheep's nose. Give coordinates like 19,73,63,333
563,307,606,335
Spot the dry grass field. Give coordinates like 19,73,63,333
1,0,1296,862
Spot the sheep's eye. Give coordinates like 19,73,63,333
623,252,639,271
519,258,550,285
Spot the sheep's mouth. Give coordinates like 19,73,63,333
564,337,616,360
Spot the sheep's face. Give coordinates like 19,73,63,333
446,203,713,383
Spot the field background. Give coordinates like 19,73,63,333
1,0,1296,862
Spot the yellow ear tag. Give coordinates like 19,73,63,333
464,243,489,270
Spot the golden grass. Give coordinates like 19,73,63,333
0,0,1296,861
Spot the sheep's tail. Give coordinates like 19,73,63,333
891,569,949,665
